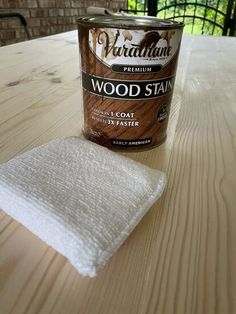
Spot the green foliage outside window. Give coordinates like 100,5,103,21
127,0,229,35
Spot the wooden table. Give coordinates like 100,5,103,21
0,31,236,314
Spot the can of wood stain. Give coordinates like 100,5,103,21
78,16,184,150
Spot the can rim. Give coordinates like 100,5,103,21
77,15,185,30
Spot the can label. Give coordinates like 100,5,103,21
79,26,183,150
89,28,181,69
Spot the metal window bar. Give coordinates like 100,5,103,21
201,0,209,33
0,13,31,40
183,0,187,24
164,0,167,18
223,0,235,34
230,0,236,35
147,0,157,15
191,0,198,33
212,0,221,34
167,14,224,28
174,0,178,18
156,3,226,16
144,0,148,13
125,0,236,35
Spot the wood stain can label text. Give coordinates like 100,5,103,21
78,16,184,150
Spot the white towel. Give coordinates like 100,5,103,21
0,138,166,277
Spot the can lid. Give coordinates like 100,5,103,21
77,15,184,30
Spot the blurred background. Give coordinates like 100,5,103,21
126,0,236,35
0,0,235,46
0,0,127,46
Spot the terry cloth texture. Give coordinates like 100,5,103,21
0,138,166,276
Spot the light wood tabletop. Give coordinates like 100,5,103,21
0,31,236,314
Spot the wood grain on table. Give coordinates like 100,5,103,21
0,32,236,314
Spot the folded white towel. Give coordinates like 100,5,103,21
0,138,166,277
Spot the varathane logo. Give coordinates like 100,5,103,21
89,28,181,68
96,30,172,59
82,72,174,100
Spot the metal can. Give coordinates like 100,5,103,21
77,15,184,150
